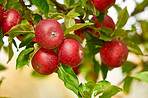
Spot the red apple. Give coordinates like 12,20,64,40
93,15,115,29
87,15,115,37
35,19,64,49
73,65,80,75
74,19,85,40
1,9,21,35
58,38,84,68
92,0,116,12
0,5,4,26
31,48,59,75
100,39,128,68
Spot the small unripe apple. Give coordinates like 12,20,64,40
0,5,4,26
58,38,84,68
74,19,85,40
1,9,21,35
35,19,64,49
92,0,116,12
31,48,59,75
100,39,128,68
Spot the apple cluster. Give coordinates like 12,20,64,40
32,19,84,75
0,0,129,75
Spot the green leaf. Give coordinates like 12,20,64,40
94,80,111,96
64,34,82,43
99,85,122,98
31,70,48,78
0,27,3,43
0,64,6,71
131,72,148,83
67,13,80,18
16,48,34,69
113,28,128,40
12,39,19,51
93,56,100,74
57,65,79,96
7,42,14,63
6,24,34,42
99,31,112,41
116,7,129,28
19,33,35,48
123,39,143,55
64,23,93,35
64,0,75,8
33,14,43,25
101,63,108,80
122,61,136,74
123,77,133,94
31,0,49,17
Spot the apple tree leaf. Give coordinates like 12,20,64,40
19,33,35,48
7,42,14,63
99,85,122,98
64,34,82,43
123,77,133,94
57,64,79,96
131,72,148,83
16,48,34,69
31,0,49,17
0,64,7,71
6,24,34,42
116,7,129,28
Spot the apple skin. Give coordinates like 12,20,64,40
100,39,128,68
31,48,59,75
35,19,64,49
73,65,80,75
92,0,116,12
93,15,115,29
1,9,21,35
0,5,4,26
74,19,85,40
87,15,115,37
58,38,84,68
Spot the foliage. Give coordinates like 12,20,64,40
0,0,148,98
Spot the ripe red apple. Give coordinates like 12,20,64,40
92,0,116,12
31,48,59,75
35,19,64,49
73,65,80,75
93,15,115,29
58,38,84,68
0,5,4,26
87,15,115,37
74,19,85,40
1,9,21,35
100,39,128,68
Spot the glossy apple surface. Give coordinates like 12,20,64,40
35,19,64,49
0,5,4,26
100,39,128,68
31,48,59,75
58,38,84,68
1,9,21,35
92,0,116,12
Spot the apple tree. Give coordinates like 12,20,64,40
0,0,148,97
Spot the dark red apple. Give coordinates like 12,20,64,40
73,65,80,75
1,9,21,35
35,19,64,49
58,38,84,68
87,15,115,37
100,39,128,68
0,5,4,26
74,19,85,40
31,48,59,75
93,15,115,29
92,0,116,12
